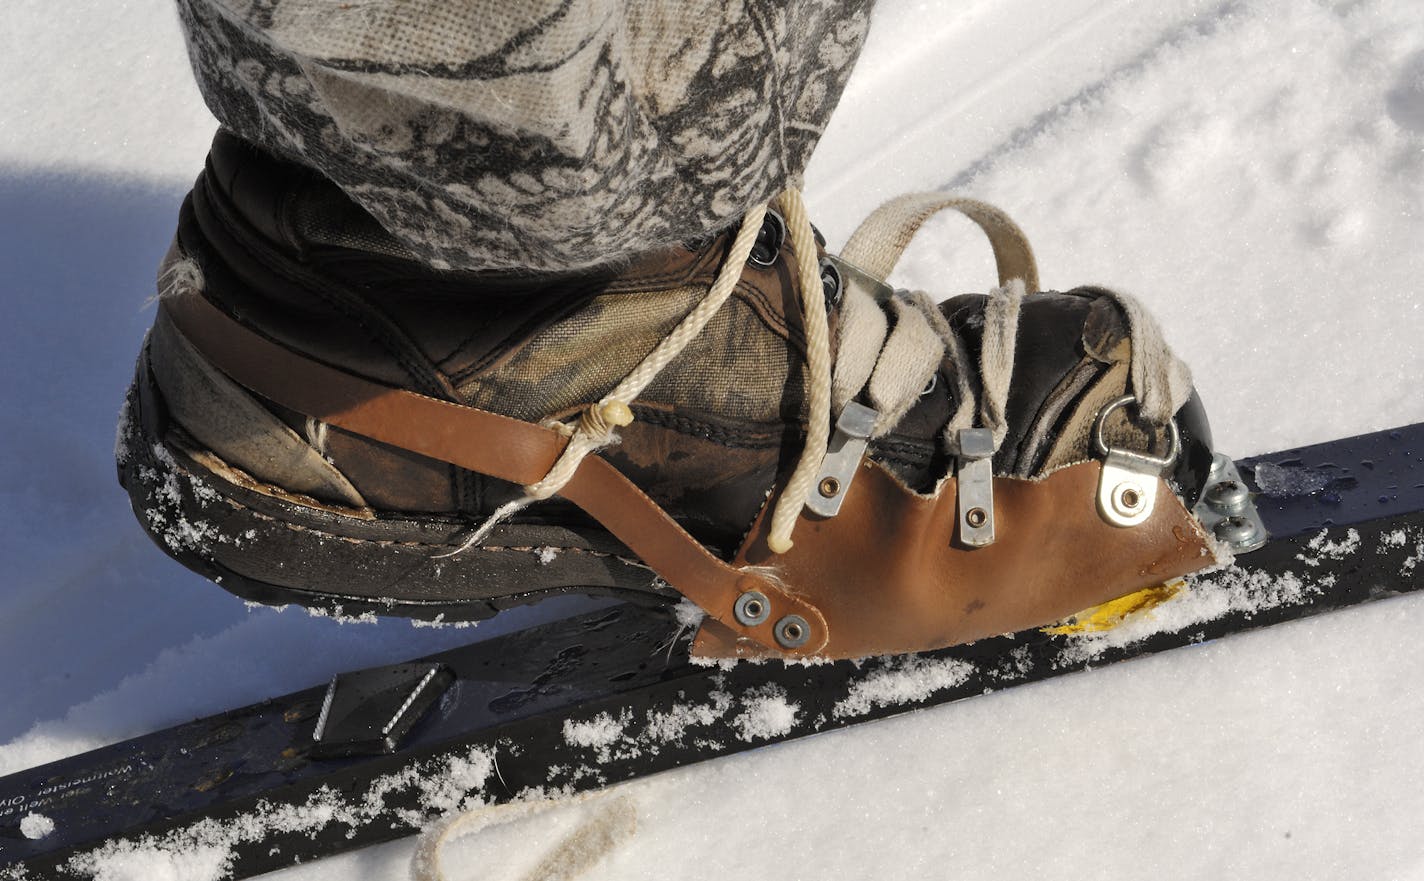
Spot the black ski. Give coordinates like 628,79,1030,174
3,423,1421,880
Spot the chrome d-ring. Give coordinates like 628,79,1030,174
1091,395,1180,529
1092,394,1180,468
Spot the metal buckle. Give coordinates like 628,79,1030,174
806,401,879,517
1092,395,1180,528
955,428,996,547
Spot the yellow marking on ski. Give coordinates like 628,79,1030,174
1043,580,1185,635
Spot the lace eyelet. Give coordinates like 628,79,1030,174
921,374,938,396
747,210,785,268
819,258,842,308
680,233,715,254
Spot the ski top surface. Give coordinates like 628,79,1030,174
2,423,1421,880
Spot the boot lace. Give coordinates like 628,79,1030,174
521,189,1193,555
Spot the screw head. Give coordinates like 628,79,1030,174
1205,479,1249,513
965,507,988,528
1214,515,1258,546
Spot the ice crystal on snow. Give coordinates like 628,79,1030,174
53,746,497,881
1297,528,1361,567
644,691,733,744
303,606,379,625
114,396,134,467
19,812,53,840
834,656,975,719
1380,527,1424,576
1055,564,1323,666
563,712,631,763
672,597,706,630
731,686,799,741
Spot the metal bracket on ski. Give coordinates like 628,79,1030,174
1093,395,1179,529
806,402,879,518
955,428,996,547
310,662,455,759
1193,453,1269,553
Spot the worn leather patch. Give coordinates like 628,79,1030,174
694,459,1214,660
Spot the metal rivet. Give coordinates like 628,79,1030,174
965,507,987,528
774,615,810,649
818,476,841,498
1111,481,1146,517
734,590,771,627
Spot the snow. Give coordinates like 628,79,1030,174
833,656,975,719
729,686,800,742
18,813,53,841
3,0,1423,880
563,713,632,763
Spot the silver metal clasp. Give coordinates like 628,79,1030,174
1092,395,1180,528
806,401,879,517
955,428,996,547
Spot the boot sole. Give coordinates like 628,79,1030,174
117,340,678,622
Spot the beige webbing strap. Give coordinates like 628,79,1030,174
161,292,827,655
840,193,1041,293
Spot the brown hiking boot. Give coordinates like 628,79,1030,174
118,131,1224,660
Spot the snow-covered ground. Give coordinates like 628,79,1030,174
2,0,1423,879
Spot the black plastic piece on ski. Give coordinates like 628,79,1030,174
309,662,454,759
1,422,1420,880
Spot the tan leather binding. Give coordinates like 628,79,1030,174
163,290,1214,662
695,459,1212,659
161,292,829,656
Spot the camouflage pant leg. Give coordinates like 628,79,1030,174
177,0,875,273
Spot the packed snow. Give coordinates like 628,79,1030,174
17,814,52,842
3,0,1423,880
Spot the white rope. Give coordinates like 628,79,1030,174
523,205,768,501
765,188,834,554
514,186,1186,560
410,792,638,881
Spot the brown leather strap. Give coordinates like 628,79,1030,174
696,457,1214,660
161,292,828,655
